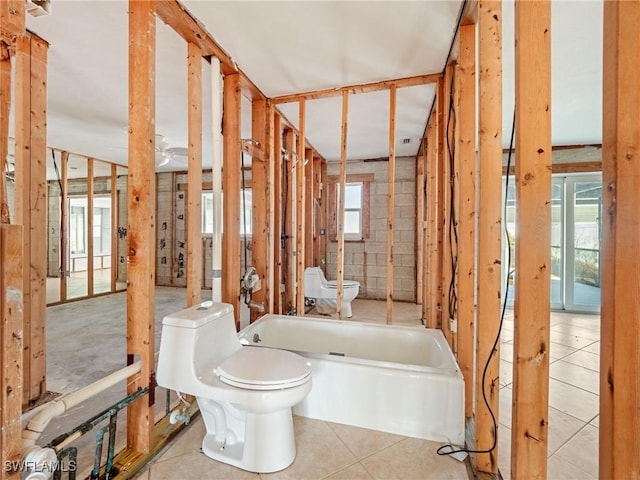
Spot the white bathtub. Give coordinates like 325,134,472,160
238,314,464,445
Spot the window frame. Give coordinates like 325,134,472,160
328,173,373,242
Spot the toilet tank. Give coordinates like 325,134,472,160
304,267,323,296
157,302,241,393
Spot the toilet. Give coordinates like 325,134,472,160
156,301,312,473
304,266,360,318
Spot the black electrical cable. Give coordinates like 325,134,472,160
51,149,65,277
437,109,516,457
446,66,459,323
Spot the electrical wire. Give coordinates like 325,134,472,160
446,65,459,324
437,109,516,457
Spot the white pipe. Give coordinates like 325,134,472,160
211,57,223,303
22,361,141,448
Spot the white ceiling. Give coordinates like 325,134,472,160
14,0,602,172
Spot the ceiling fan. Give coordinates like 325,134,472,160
155,134,188,168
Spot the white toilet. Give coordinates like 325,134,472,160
304,266,360,318
156,302,312,473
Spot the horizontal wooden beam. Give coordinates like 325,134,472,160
155,0,265,100
272,72,441,104
503,160,601,175
241,139,266,162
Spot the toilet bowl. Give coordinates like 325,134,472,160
156,302,312,473
304,267,360,318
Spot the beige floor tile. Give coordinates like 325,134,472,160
556,315,600,331
549,330,596,350
499,386,512,428
133,468,150,480
561,349,599,372
149,451,259,480
360,437,467,480
500,359,513,387
155,416,206,463
554,425,599,478
497,425,511,480
324,462,374,480
549,342,578,361
261,417,357,480
582,342,600,355
500,343,514,363
589,415,599,428
548,453,597,480
551,323,600,341
549,361,599,395
547,407,587,456
548,379,599,422
328,422,404,459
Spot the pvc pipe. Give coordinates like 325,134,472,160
22,361,141,448
211,57,223,303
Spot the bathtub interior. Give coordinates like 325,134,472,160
239,314,450,369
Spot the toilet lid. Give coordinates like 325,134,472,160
216,347,311,390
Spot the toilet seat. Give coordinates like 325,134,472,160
326,280,360,288
216,347,312,391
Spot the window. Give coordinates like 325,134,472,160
328,174,373,241
202,188,252,235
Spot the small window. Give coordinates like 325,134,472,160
328,174,373,241
202,189,252,235
342,183,363,240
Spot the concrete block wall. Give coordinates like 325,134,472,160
326,156,417,302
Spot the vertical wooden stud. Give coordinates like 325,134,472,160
0,224,23,480
305,149,314,268
283,129,295,314
320,161,328,268
272,113,283,314
416,147,425,306
14,33,48,406
457,23,477,421
441,64,454,348
186,42,203,308
295,99,306,315
511,1,552,478
87,158,94,296
386,85,397,324
426,118,439,329
126,0,156,453
110,163,118,292
336,91,349,319
0,43,10,224
222,73,242,327
61,152,69,301
600,1,640,478
476,1,503,472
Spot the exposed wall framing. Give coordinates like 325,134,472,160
386,85,397,324
335,90,349,319
295,99,306,315
272,113,283,314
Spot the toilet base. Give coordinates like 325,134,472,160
315,298,353,318
201,409,297,473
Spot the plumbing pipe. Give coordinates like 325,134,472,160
22,361,141,448
211,56,223,303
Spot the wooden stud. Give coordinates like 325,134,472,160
386,85,397,324
415,148,425,306
251,99,270,320
61,152,69,301
0,42,10,224
272,113,283,314
312,156,322,266
186,42,203,308
222,73,242,327
284,130,296,313
456,23,476,422
319,160,328,267
273,72,441,104
265,102,276,314
426,118,439,329
127,0,156,453
110,163,118,292
0,224,23,479
476,1,502,472
335,91,349,319
511,1,552,478
305,149,314,268
600,1,640,478
87,158,95,296
0,0,25,43
14,33,48,406
504,160,602,176
295,99,306,315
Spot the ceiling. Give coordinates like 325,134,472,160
12,0,602,173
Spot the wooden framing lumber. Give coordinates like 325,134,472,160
0,0,24,43
155,0,264,100
386,85,397,324
456,23,476,422
319,161,328,266
0,43,10,224
14,32,48,407
222,73,242,327
600,1,640,478
335,90,349,319
87,158,95,296
0,224,23,479
434,78,445,332
127,0,156,453
61,152,69,301
511,1,552,477
305,149,314,269
110,163,118,292
272,72,441,104
504,160,601,175
283,129,295,313
425,120,438,328
475,1,502,472
186,42,203,308
251,98,271,320
415,147,425,306
295,99,306,315
272,113,283,314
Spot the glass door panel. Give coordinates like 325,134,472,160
551,179,564,309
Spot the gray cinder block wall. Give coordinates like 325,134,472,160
326,156,417,302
